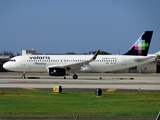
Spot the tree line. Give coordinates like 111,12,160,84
0,50,111,57
65,50,111,55
0,50,20,58
1,50,159,59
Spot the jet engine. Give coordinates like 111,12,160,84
49,67,70,76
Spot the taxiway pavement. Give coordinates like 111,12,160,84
0,72,160,92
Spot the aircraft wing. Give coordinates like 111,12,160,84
46,50,100,70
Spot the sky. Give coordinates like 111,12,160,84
0,0,160,55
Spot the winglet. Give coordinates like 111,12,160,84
93,50,100,60
87,50,100,63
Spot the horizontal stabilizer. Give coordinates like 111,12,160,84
134,56,156,62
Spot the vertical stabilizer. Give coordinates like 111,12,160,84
124,31,153,56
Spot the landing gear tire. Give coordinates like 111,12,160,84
22,75,26,79
73,74,78,79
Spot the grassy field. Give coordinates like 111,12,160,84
0,89,160,118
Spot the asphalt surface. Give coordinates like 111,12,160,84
0,72,160,120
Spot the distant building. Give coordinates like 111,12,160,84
22,50,37,55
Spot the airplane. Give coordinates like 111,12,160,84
3,31,158,79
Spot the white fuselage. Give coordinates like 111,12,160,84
3,54,156,73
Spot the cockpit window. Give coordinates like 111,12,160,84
9,59,16,62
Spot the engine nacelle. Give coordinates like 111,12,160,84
49,67,70,76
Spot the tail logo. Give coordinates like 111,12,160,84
134,38,149,54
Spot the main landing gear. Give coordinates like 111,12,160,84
63,74,78,79
73,74,78,79
22,71,26,79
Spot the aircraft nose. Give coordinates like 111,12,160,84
3,62,10,70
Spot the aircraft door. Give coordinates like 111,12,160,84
121,57,127,66
21,57,26,66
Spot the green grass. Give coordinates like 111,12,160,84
0,90,160,118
